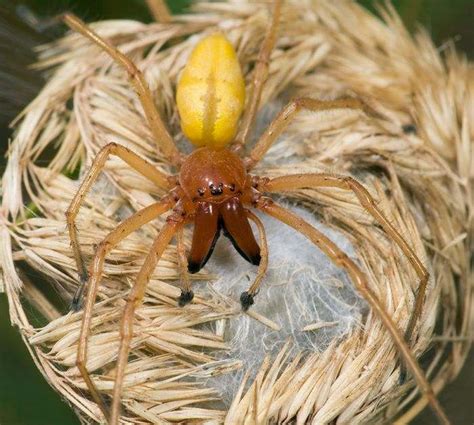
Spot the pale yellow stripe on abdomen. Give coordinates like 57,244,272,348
176,32,245,148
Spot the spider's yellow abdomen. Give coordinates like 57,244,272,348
176,33,245,149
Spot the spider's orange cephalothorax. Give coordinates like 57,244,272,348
176,32,245,149
179,148,247,203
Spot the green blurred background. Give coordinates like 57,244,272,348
0,1,472,424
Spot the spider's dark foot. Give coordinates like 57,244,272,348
240,291,255,311
69,272,88,312
399,365,408,384
399,329,413,384
178,290,194,307
402,123,417,135
70,298,82,312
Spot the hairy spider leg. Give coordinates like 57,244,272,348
264,173,429,384
110,216,185,425
245,96,380,169
76,199,173,420
235,0,282,149
240,209,269,310
245,92,444,421
262,174,429,348
146,0,171,23
62,14,182,165
257,199,449,425
66,142,171,310
176,227,193,306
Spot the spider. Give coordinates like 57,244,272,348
62,0,449,424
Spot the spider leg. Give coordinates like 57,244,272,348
240,209,268,310
245,97,380,169
145,0,172,23
256,198,449,425
261,174,428,348
76,199,172,420
234,0,282,150
176,227,194,306
66,142,172,310
62,14,182,165
109,216,184,425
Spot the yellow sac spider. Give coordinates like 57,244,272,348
61,0,449,424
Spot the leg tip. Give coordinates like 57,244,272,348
178,290,194,307
240,291,254,311
69,273,88,312
399,367,408,385
69,298,82,312
402,123,417,135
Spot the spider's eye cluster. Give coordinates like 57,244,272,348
195,182,237,199
176,33,246,149
209,183,224,196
